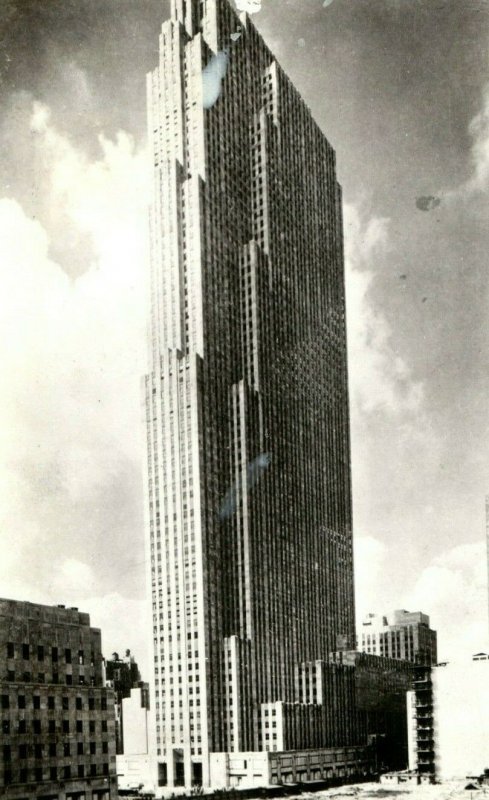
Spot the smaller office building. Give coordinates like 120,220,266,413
0,598,117,800
360,610,437,666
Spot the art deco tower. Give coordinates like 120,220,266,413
143,0,356,788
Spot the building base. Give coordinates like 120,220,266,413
209,746,375,790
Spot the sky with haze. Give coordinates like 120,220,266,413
0,0,488,674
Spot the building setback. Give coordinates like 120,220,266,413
360,611,437,666
0,598,117,800
144,0,357,789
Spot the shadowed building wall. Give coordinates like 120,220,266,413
0,598,117,800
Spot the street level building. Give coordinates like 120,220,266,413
144,0,358,789
360,611,437,666
0,598,117,800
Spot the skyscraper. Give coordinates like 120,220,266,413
144,0,356,788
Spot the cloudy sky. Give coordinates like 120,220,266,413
0,0,488,674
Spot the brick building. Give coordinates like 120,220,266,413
360,610,437,666
0,598,117,800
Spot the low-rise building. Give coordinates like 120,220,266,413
360,610,437,666
0,597,117,800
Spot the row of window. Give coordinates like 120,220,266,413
3,670,96,685
6,644,91,664
4,740,108,758
1,694,107,711
1,718,108,734
3,762,110,785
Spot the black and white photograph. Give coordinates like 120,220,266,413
0,0,488,797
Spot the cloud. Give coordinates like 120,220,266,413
0,103,149,647
354,535,389,624
443,83,489,201
344,203,424,415
406,541,488,660
466,83,489,194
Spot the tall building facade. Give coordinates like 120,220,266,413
0,598,117,800
144,0,355,788
360,611,437,666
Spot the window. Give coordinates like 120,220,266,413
90,764,97,777
101,720,108,733
76,696,83,710
77,742,84,755
22,643,29,659
3,745,11,761
6,642,14,658
52,646,58,662
52,672,59,684
38,673,45,683
89,720,96,734
62,720,69,734
63,765,71,780
78,764,85,778
66,673,73,685
18,695,26,709
33,695,41,710
2,720,9,734
7,670,14,681
34,744,43,758
1,695,9,709
19,768,28,783
65,648,72,664
103,763,109,775
102,741,108,754
101,697,107,710
76,720,83,733
49,742,56,757
63,742,70,757
48,720,55,733
89,697,95,710
18,720,26,734
33,719,41,734
78,649,84,665
19,744,27,759
37,645,44,661
50,766,57,781
90,741,96,755
48,696,55,710
62,696,69,710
